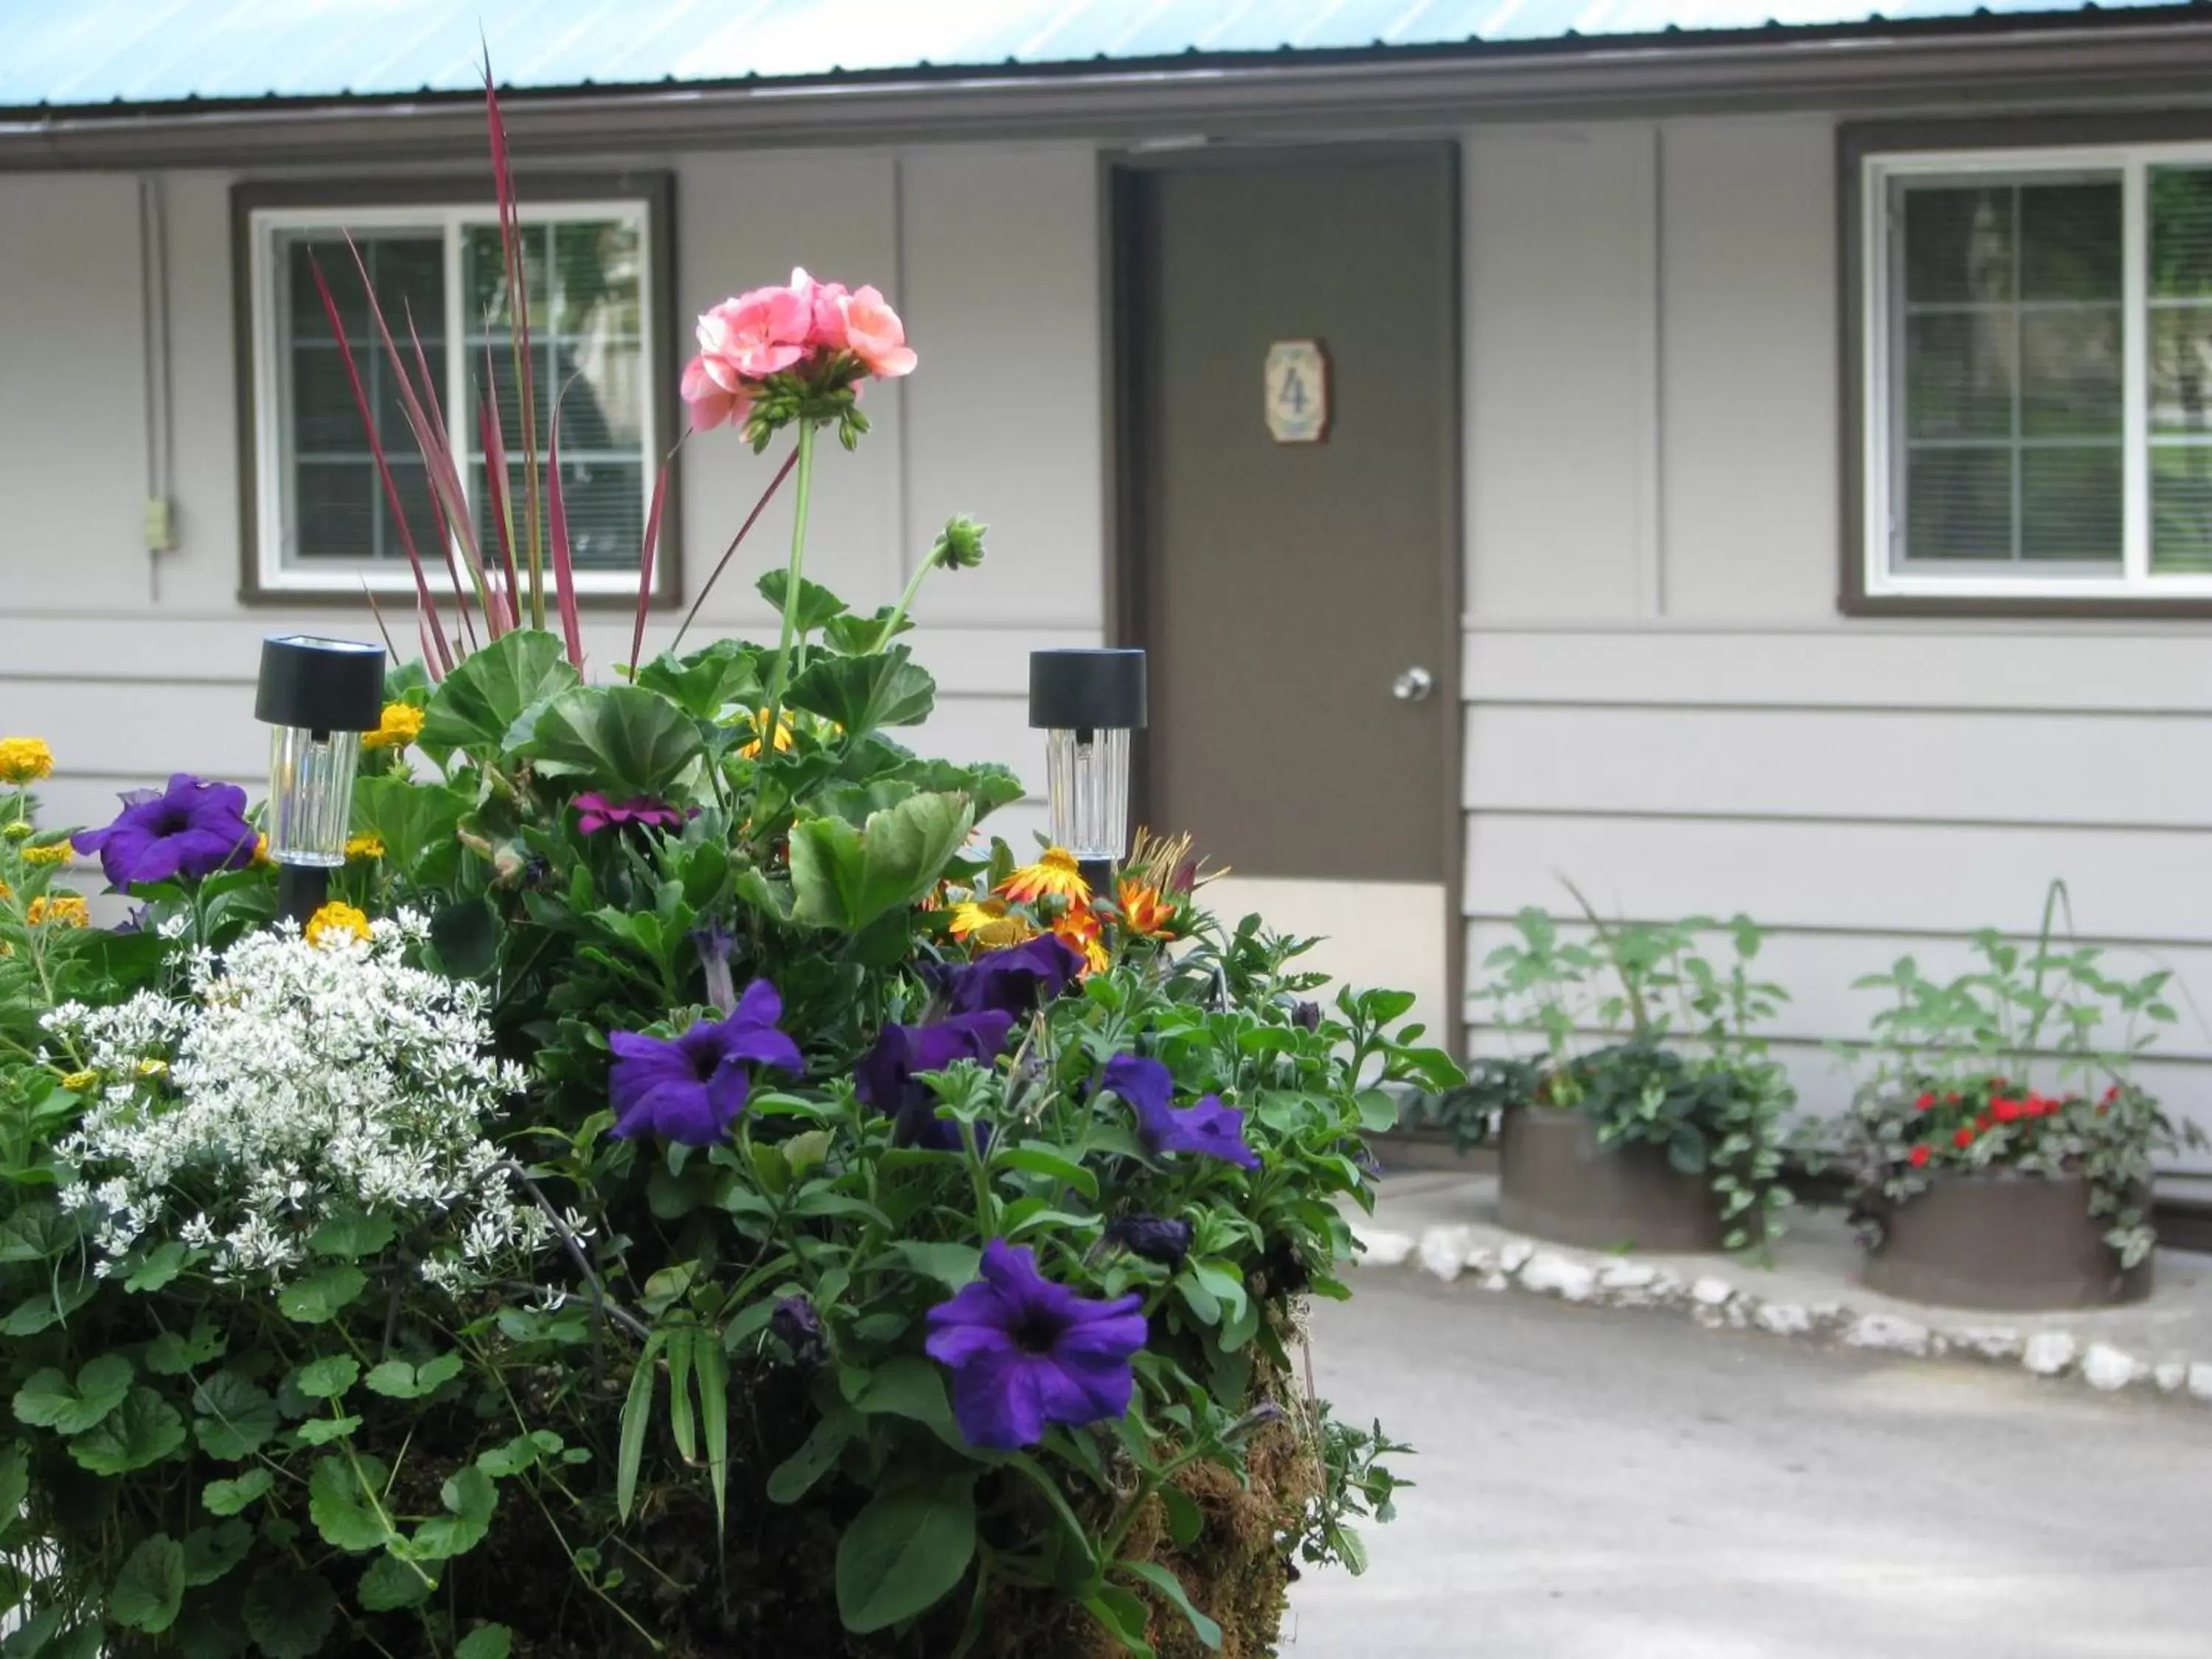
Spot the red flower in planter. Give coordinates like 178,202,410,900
1993,1100,2022,1124
1976,1113,1994,1132
1952,1127,1976,1150
1910,1144,1933,1168
1915,1092,1935,1112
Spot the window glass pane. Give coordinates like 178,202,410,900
2149,304,2212,435
461,216,648,571
1892,174,2121,571
2150,166,2212,299
1902,186,2014,304
1906,448,2013,560
276,229,443,563
2021,447,2122,560
2152,446,2212,571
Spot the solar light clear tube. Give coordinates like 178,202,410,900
265,726,356,868
1044,726,1130,861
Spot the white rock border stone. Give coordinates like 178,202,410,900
1352,1225,2205,1412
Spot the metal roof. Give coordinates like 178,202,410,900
0,0,2190,111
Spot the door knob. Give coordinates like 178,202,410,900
1391,666,1434,703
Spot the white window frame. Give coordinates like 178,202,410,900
1862,141,2212,601
246,198,658,598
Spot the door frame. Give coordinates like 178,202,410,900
1100,140,1467,1060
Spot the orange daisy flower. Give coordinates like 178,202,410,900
1052,903,1110,976
1000,847,1090,905
949,897,1038,949
1116,879,1175,939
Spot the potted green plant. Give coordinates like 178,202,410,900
1837,887,2204,1311
1424,892,1794,1256
0,80,1447,1659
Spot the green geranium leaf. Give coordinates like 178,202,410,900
410,1465,496,1561
124,1240,190,1294
109,1535,186,1634
13,1354,131,1435
453,1626,512,1659
785,646,936,738
357,1554,436,1613
182,1520,254,1587
757,569,849,632
418,630,580,757
201,1468,274,1516
243,1570,336,1659
307,1456,391,1554
294,1416,361,1446
70,1388,185,1475
821,605,911,655
635,641,764,722
146,1321,226,1376
351,773,467,887
191,1374,279,1461
276,1267,366,1326
307,1209,397,1262
293,1357,359,1402
363,1353,460,1401
521,684,705,801
788,790,972,933
835,1476,978,1634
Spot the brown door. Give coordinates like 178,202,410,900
1116,147,1460,1032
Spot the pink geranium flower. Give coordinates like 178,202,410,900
790,266,851,351
701,285,811,381
839,285,917,379
681,355,751,432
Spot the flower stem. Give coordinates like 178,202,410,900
761,419,819,748
872,542,942,653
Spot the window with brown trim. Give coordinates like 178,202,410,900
1843,115,2212,616
231,175,678,605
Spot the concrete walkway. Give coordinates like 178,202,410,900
1287,1271,2212,1659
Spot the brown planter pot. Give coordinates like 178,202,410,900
1497,1105,1726,1253
1862,1172,2152,1312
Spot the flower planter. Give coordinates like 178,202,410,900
1861,1171,2152,1311
1497,1105,1726,1253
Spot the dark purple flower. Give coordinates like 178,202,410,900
1102,1054,1262,1171
930,934,1084,1020
73,774,255,889
1291,1001,1322,1034
574,792,686,835
855,1012,1012,1151
1102,1214,1194,1270
770,1295,824,1366
608,980,802,1145
923,1239,1147,1450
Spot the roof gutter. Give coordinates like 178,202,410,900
10,20,2212,170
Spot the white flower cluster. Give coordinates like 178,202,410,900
46,912,550,1290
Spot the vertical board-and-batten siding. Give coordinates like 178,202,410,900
0,142,1104,852
1461,114,2212,1162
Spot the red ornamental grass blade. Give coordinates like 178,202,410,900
669,444,800,655
400,310,484,649
307,254,451,675
346,235,495,647
630,451,674,683
479,347,523,614
482,57,544,627
546,378,584,671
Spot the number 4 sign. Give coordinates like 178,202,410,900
1264,339,1329,444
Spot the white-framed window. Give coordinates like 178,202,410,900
238,182,671,601
1860,142,2212,601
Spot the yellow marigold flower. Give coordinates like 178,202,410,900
737,708,796,760
27,894,88,928
21,842,70,868
948,898,1038,949
251,833,273,870
344,833,386,862
134,1059,169,1079
305,900,373,948
0,738,55,785
1000,847,1090,905
1052,903,1109,977
361,703,425,751
60,1070,98,1092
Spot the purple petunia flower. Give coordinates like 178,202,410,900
1102,1054,1262,1171
923,1238,1147,1450
608,980,802,1145
574,793,686,835
1102,1214,1194,1270
929,933,1084,1020
770,1295,824,1366
855,1012,1013,1151
74,773,257,889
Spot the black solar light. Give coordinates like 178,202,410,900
255,636,386,922
1027,649,1146,891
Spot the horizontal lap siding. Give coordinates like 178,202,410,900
0,144,1097,874
1459,114,2212,1161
